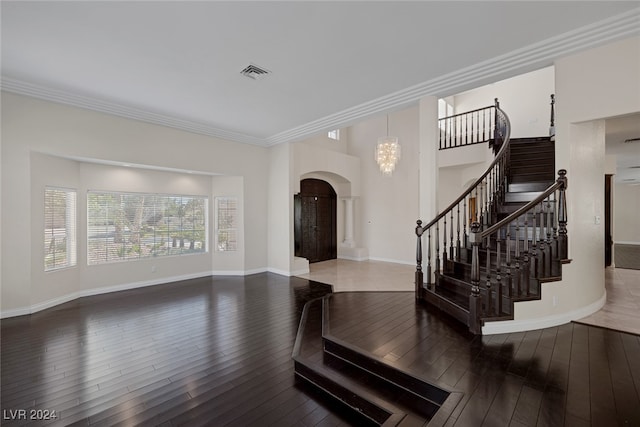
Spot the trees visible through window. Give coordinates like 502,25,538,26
87,192,208,264
44,187,77,271
215,197,237,251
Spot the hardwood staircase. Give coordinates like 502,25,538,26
293,296,458,426
415,96,570,334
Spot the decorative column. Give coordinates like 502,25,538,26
341,197,356,248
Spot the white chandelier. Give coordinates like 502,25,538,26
375,116,401,176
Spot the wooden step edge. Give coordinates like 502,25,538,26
323,336,449,408
482,314,514,323
293,297,407,427
421,286,471,326
560,258,572,264
294,359,406,426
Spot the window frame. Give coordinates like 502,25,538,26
44,186,77,271
327,129,340,140
215,196,238,252
86,190,209,265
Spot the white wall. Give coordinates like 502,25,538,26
347,106,420,264
1,93,269,316
454,66,555,139
614,183,640,244
486,36,640,333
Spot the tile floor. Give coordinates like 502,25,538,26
299,259,640,336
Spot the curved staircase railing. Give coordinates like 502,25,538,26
414,100,511,296
415,95,567,335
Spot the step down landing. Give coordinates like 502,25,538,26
293,296,461,426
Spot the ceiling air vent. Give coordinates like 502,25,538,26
240,64,271,80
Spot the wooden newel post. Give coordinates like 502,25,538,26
468,222,483,334
557,169,568,260
415,220,424,301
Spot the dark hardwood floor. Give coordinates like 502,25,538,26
328,292,640,426
2,274,640,426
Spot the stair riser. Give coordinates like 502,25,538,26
294,361,390,426
323,338,448,409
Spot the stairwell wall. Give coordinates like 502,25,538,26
486,36,640,333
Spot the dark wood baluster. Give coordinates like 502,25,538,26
435,221,440,276
453,114,457,148
465,113,469,146
506,224,512,299
443,215,448,268
427,228,432,288
539,202,546,278
476,110,480,143
456,203,461,261
439,119,443,149
531,206,538,280
469,222,482,334
546,196,553,276
484,178,489,227
557,170,568,260
482,107,487,141
463,197,468,248
448,116,452,149
551,192,559,275
415,220,423,300
450,210,454,260
496,234,502,316
515,217,521,297
550,94,555,136
486,235,492,316
523,216,530,296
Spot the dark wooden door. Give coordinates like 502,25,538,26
605,174,613,267
294,179,337,263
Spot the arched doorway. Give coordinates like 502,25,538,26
294,179,337,263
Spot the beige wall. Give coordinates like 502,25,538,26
454,66,556,139
1,93,269,316
347,106,420,264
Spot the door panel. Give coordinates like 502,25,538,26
295,179,337,263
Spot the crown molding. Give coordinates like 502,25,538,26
0,78,268,146
265,7,640,146
2,8,638,147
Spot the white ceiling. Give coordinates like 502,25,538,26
1,1,639,146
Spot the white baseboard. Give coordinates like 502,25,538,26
1,270,232,319
338,255,369,261
1,265,324,318
243,267,268,275
482,291,607,335
267,267,310,277
615,241,640,246
368,257,414,266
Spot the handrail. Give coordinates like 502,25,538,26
481,172,565,238
438,103,497,150
420,102,511,232
441,104,494,120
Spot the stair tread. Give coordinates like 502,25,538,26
294,298,444,426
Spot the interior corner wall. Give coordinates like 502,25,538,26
1,92,270,316
511,36,640,324
347,106,420,264
267,142,295,275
